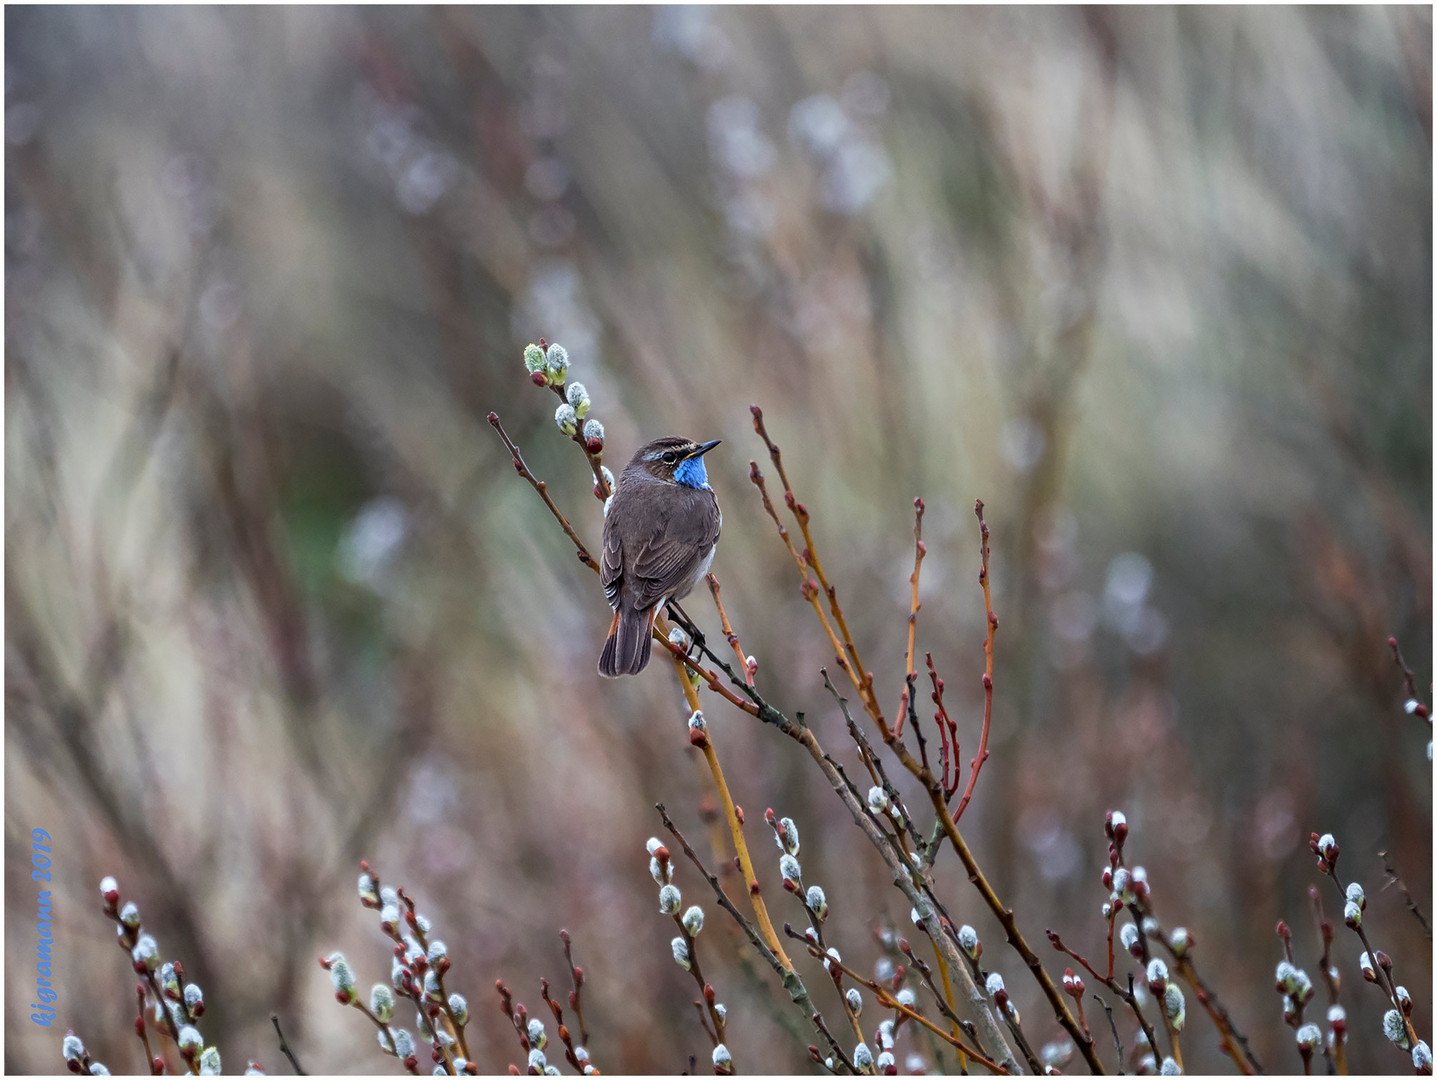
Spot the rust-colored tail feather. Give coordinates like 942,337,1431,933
598,605,656,676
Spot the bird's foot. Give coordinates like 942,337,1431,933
666,601,707,654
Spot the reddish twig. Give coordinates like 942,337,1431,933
134,985,160,1075
707,574,754,687
896,498,926,737
1387,636,1429,717
656,804,851,1073
559,930,591,1048
926,654,960,800
1048,930,1160,1071
750,406,884,728
1378,849,1431,936
487,412,600,575
1310,838,1425,1059
784,930,1009,1075
954,500,996,823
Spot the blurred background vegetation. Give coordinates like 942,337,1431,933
5,5,1431,1074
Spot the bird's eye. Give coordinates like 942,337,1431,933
662,451,678,464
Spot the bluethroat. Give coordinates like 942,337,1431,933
598,436,723,676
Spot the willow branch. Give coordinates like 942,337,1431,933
486,412,600,574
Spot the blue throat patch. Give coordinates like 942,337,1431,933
674,455,709,489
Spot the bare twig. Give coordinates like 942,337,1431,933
486,411,600,574
657,804,852,1073
896,498,926,738
784,929,1009,1074
270,1013,306,1075
1378,849,1431,937
1048,930,1160,1071
954,499,996,823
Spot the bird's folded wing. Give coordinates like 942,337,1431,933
629,509,721,609
600,529,625,607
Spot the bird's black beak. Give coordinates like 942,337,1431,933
690,439,722,458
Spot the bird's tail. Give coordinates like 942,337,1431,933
598,604,656,677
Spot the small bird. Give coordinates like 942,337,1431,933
599,436,723,677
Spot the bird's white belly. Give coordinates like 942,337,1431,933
671,544,715,602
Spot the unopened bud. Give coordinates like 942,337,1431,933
1164,984,1185,1030
327,954,357,1004
544,344,569,384
131,935,160,973
1120,922,1141,957
986,972,1007,1006
1147,959,1169,993
1291,969,1313,1004
806,885,827,921
1169,927,1191,957
370,984,395,1023
358,871,379,906
392,1029,416,1060
779,854,802,889
554,404,578,436
659,884,682,915
1106,810,1128,844
712,1044,732,1073
1359,951,1376,982
957,925,981,959
778,817,801,856
1343,900,1362,929
1384,1009,1410,1048
120,902,142,930
682,906,704,937
582,419,604,453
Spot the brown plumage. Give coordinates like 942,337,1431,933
598,436,722,676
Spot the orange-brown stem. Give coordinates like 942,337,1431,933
954,499,996,822
664,640,792,973
706,574,753,686
897,498,926,737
